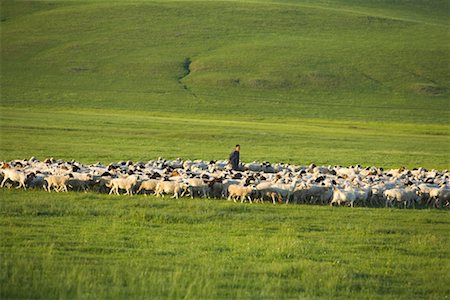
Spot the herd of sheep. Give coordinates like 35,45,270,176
1,157,449,209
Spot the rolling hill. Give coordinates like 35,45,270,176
1,0,449,166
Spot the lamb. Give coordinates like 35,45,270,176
137,179,159,195
0,165,28,190
227,184,254,203
107,175,138,196
45,174,73,192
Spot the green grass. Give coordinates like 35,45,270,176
1,0,450,298
1,106,449,168
1,189,449,299
1,0,449,169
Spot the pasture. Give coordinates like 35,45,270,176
1,0,449,169
1,0,449,298
1,189,450,299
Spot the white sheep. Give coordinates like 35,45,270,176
137,179,159,195
0,163,29,190
227,184,254,203
331,187,356,207
155,180,186,199
107,175,138,196
186,178,209,199
45,174,73,192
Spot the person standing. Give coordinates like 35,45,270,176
228,144,241,171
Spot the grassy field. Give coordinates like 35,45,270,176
1,189,449,299
1,0,449,298
1,0,449,168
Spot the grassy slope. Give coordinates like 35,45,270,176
1,0,449,168
1,189,449,299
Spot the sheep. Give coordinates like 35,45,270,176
45,174,73,192
260,189,283,204
255,181,273,201
227,184,254,203
438,189,450,208
383,188,403,207
107,175,138,196
270,181,297,203
429,187,450,209
0,164,28,190
2,157,448,209
383,188,418,208
221,179,243,198
353,186,372,207
27,173,47,189
155,180,186,199
301,185,332,205
208,177,225,199
67,178,91,192
137,179,159,195
91,177,112,193
186,178,210,199
331,187,356,207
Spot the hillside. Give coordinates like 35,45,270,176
1,0,449,167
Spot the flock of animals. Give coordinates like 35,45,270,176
1,157,449,209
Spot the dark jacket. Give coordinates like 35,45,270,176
229,150,240,170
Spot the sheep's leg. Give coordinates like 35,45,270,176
248,196,252,204
109,188,114,195
227,195,232,201
0,178,7,188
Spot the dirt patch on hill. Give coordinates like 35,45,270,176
411,83,446,96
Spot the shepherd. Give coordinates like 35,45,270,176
228,144,241,171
